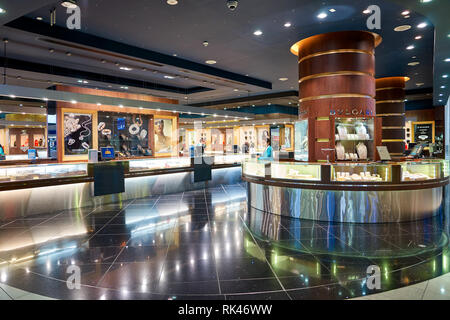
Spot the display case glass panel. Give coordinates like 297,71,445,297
294,120,308,161
401,161,442,181
334,117,374,161
129,157,191,172
242,159,267,177
0,163,88,182
271,162,321,181
331,163,391,182
213,154,249,165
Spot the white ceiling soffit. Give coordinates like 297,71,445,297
0,85,254,119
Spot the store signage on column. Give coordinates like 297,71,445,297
330,108,374,116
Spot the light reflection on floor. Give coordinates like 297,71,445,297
0,183,449,300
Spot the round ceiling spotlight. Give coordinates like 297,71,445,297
284,22,292,28
401,10,410,16
279,78,288,81
417,22,428,28
394,25,411,32
167,0,178,5
253,30,263,36
415,35,423,40
205,60,217,65
61,0,78,9
406,45,415,50
317,12,328,19
408,62,420,66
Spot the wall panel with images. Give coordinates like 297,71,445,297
281,124,294,152
60,108,98,161
98,112,152,158
239,126,256,153
256,125,270,152
154,116,178,157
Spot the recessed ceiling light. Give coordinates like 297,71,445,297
71,100,77,104
120,86,129,89
443,75,449,78
164,75,175,79
440,94,444,96
233,89,239,92
415,35,423,40
253,30,263,36
401,10,410,16
417,22,428,28
119,67,132,71
441,86,446,89
9,95,15,98
317,12,327,19
420,0,432,3
329,8,336,13
445,58,450,62
167,0,178,5
61,1,78,9
284,22,292,28
394,25,411,32
406,45,415,50
205,60,217,65
408,62,420,66
279,78,288,81
416,83,424,86
36,17,43,21
363,9,371,14
439,100,443,102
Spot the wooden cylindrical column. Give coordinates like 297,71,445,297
376,77,409,156
291,31,381,161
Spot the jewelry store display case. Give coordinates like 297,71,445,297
333,117,378,162
0,154,248,192
243,159,450,223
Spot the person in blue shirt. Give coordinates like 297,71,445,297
259,138,273,160
0,144,4,156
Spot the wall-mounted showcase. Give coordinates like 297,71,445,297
98,112,152,158
60,108,98,162
281,124,294,152
154,116,177,157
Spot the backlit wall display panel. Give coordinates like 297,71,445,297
64,112,93,156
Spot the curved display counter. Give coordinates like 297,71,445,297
243,159,450,223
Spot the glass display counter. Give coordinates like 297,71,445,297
331,163,391,182
0,163,88,182
242,159,268,178
271,162,321,181
213,154,250,165
129,157,191,172
243,159,449,223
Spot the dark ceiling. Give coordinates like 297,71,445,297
0,0,447,107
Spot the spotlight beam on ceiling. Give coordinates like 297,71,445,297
0,85,254,119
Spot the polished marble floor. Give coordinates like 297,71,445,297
0,183,449,300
